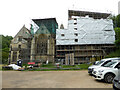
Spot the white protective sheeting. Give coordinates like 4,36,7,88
56,16,115,45
8,64,21,70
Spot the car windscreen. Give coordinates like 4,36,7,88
101,60,111,66
103,61,117,67
95,60,104,65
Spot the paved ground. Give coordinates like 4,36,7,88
2,70,112,88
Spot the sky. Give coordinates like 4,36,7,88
0,0,120,37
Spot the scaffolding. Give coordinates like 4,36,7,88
56,10,115,64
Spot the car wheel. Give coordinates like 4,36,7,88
104,73,115,83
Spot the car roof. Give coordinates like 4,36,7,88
110,60,120,62
101,57,120,61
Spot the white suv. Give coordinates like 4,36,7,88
92,60,120,83
88,58,120,75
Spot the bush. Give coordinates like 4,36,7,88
105,49,120,58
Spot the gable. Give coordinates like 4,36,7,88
33,18,58,34
14,25,31,38
12,25,31,43
35,23,50,34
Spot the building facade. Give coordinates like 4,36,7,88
9,25,32,64
30,18,58,63
56,10,115,65
9,10,115,65
9,18,58,64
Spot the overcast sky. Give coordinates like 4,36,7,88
0,0,120,37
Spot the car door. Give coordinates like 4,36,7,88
114,62,120,77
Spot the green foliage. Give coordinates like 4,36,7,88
62,65,76,68
114,28,120,48
40,64,56,68
2,35,13,49
111,16,116,28
77,64,90,69
105,49,120,58
24,64,91,71
1,35,13,64
116,14,120,28
107,14,120,58
112,14,120,28
62,64,90,69
2,51,9,64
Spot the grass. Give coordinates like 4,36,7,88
25,69,83,71
77,64,91,69
40,64,56,68
61,64,91,69
0,64,2,70
61,65,76,68
2,63,92,71
22,64,91,71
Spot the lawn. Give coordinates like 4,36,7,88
2,63,92,71
24,63,91,71
40,64,56,68
0,64,2,70
39,63,91,69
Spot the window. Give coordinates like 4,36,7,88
41,28,44,30
18,36,22,41
80,46,86,49
74,28,77,30
75,39,78,42
74,33,78,36
104,30,112,31
18,45,21,49
115,63,120,68
74,18,77,20
61,34,65,36
11,46,12,50
12,51,17,62
36,42,47,55
74,23,77,25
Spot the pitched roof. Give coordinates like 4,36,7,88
32,18,58,27
14,25,32,39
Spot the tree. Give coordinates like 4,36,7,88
111,14,120,28
1,35,13,64
111,15,116,28
114,28,120,48
116,14,120,28
106,14,120,58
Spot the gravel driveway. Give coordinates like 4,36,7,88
2,70,112,88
